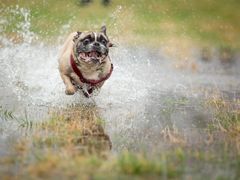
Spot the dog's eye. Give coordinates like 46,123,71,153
83,39,90,45
101,39,107,45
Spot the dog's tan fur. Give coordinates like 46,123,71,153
58,31,112,95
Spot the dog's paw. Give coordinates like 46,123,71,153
65,86,76,95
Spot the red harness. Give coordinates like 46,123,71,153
70,54,113,96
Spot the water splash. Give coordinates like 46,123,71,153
16,7,35,43
0,6,35,44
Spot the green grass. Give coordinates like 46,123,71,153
0,0,240,48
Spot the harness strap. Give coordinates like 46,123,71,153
70,54,113,87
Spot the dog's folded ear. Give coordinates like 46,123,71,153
100,25,107,35
73,31,82,43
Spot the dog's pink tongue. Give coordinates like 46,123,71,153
89,51,98,57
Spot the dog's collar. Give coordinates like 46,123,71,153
70,54,113,87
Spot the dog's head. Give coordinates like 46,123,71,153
73,26,113,64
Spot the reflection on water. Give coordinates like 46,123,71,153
0,7,240,154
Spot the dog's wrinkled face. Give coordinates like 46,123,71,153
73,26,112,64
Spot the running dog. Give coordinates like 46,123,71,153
58,26,113,97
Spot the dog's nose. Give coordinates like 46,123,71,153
94,42,100,47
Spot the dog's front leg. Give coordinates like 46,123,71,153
60,73,76,95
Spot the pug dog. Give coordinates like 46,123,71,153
58,26,113,97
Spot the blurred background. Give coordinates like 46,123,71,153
1,0,239,47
